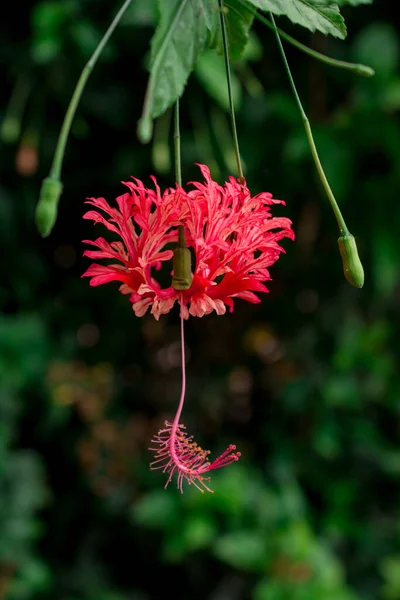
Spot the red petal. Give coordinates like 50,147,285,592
81,264,130,286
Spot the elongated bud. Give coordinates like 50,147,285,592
35,177,63,237
172,227,192,290
137,115,153,144
354,64,375,78
1,116,21,144
338,233,364,288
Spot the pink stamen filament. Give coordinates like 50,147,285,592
169,298,191,474
149,294,241,493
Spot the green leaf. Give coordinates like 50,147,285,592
201,0,219,29
30,1,75,63
8,557,51,599
182,514,217,550
132,490,179,529
215,0,256,60
317,0,372,4
253,579,283,600
381,555,400,599
246,0,347,39
332,0,372,5
213,530,270,571
138,0,210,142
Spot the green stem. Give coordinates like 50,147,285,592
173,99,191,287
270,13,348,235
174,99,185,250
49,0,133,180
236,0,374,77
174,100,182,187
219,0,244,181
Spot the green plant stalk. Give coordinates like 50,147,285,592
174,98,183,247
219,0,244,181
235,0,374,77
172,98,192,291
174,100,182,187
35,0,133,237
49,0,133,180
270,13,348,234
270,13,364,287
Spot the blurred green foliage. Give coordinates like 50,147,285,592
1,1,400,599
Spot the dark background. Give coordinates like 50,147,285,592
1,1,400,599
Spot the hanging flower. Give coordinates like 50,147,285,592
82,164,294,319
83,164,294,492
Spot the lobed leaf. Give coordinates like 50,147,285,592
332,0,372,5
213,0,256,60
138,0,211,142
246,0,347,39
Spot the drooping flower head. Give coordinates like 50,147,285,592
82,165,294,492
82,164,294,319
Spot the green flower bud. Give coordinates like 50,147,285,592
1,116,21,144
35,177,63,237
137,115,153,144
354,64,375,78
338,234,364,288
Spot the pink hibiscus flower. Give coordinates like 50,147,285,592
82,164,294,492
82,164,294,320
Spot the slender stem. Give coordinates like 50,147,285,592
218,0,244,181
174,100,182,187
49,0,133,180
174,99,186,255
270,13,348,235
172,305,187,431
303,120,348,234
172,100,192,294
239,1,374,77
